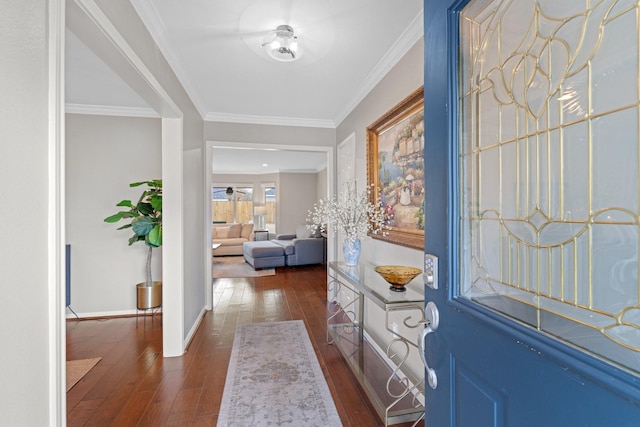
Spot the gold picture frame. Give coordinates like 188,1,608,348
366,87,424,249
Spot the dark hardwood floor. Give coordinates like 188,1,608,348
66,264,425,426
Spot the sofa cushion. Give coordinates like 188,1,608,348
271,239,295,256
241,223,254,239
213,237,247,246
228,223,242,238
243,241,284,258
296,224,313,239
214,226,230,239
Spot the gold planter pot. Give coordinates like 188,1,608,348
136,281,162,310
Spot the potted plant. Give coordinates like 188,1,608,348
104,180,163,310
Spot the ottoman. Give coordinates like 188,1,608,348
243,241,286,269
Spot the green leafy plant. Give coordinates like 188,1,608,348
104,180,162,287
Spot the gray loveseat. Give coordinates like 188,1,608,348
243,225,325,269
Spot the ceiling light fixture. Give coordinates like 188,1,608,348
262,24,304,62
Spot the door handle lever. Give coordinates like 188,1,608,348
418,301,439,389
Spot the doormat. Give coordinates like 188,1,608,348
213,256,275,278
217,320,342,426
66,357,101,391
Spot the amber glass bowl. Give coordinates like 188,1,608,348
374,265,422,292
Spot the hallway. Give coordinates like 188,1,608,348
66,264,424,426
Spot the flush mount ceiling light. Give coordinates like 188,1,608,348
262,24,304,62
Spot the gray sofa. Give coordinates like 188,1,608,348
243,225,325,269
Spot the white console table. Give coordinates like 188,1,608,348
327,262,425,426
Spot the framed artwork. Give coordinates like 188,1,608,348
366,87,424,249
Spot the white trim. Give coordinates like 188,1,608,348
333,132,357,262
333,11,424,127
205,143,213,311
65,103,160,118
73,0,188,358
48,0,65,424
210,141,332,153
218,167,326,176
73,0,182,118
131,0,208,119
162,118,185,357
66,309,140,318
205,112,336,129
184,307,207,350
206,140,334,297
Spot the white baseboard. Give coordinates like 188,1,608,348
183,306,207,351
65,308,144,319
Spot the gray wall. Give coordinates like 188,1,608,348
183,147,204,337
66,114,162,315
205,121,335,148
335,38,425,379
75,0,206,353
278,173,320,234
0,1,56,424
317,167,328,200
211,172,321,235
336,39,425,267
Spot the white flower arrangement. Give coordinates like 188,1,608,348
307,180,389,241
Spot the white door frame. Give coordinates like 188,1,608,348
204,141,334,310
54,3,189,422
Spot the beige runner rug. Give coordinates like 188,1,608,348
66,357,101,391
213,256,275,278
218,320,342,426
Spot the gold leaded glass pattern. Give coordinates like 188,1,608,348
460,0,640,373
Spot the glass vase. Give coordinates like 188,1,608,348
343,238,361,266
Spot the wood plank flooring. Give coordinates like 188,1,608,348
66,264,425,426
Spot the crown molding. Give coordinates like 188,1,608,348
129,1,423,129
333,10,424,127
65,103,160,118
205,112,336,129
131,0,208,119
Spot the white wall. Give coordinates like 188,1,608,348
66,114,162,315
0,1,59,424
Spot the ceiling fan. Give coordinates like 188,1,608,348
168,0,334,63
212,187,249,201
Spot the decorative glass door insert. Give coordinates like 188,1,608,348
459,0,640,374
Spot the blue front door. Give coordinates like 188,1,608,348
423,0,640,425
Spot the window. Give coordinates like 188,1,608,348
263,185,276,233
212,186,253,224
459,0,640,373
